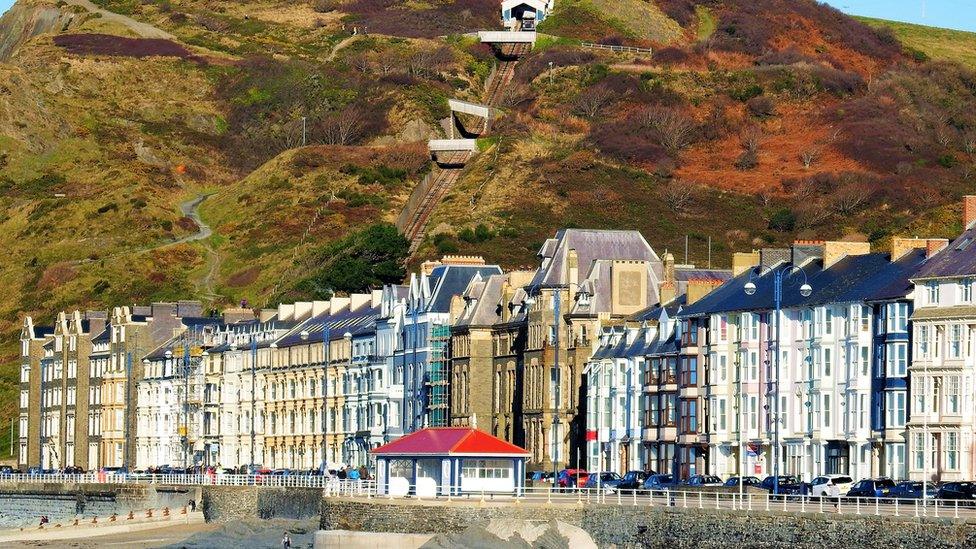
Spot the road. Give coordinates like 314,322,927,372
63,0,176,40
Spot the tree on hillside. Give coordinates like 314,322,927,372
293,223,408,299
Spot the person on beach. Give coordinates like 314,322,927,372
281,531,292,548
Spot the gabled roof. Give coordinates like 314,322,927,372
425,264,503,313
912,225,976,280
455,273,507,328
371,427,529,457
528,229,659,290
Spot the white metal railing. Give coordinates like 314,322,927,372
337,484,976,520
579,42,653,55
2,475,974,519
0,472,374,490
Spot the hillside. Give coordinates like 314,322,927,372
1,0,976,454
856,16,976,70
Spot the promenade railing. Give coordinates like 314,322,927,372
2,474,973,520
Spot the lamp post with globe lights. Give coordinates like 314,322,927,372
744,265,811,496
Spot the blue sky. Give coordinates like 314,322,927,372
0,1,974,31
823,0,976,32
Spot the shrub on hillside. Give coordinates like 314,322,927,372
653,47,692,65
53,34,194,59
655,0,698,27
746,95,776,117
515,47,595,84
343,0,497,38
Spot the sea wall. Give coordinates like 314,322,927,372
321,497,976,548
0,482,196,528
200,486,323,523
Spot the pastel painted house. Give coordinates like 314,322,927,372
372,427,529,496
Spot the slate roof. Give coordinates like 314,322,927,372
424,264,503,313
912,225,976,279
91,327,111,344
455,273,507,328
371,427,529,457
528,229,659,290
276,304,379,348
679,250,926,318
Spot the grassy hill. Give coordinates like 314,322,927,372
856,16,976,69
1,0,976,455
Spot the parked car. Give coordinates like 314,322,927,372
723,476,761,488
0,465,14,476
557,469,589,489
889,481,938,500
618,470,653,492
682,475,723,487
810,475,854,497
584,472,624,492
642,474,677,492
847,478,896,499
529,471,555,485
760,475,810,495
936,481,976,503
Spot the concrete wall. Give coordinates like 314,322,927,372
201,486,322,523
322,498,976,548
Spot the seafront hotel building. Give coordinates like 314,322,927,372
17,205,976,482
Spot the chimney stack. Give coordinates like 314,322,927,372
965,195,976,229
927,239,949,258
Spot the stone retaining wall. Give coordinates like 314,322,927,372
321,498,976,548
200,486,322,523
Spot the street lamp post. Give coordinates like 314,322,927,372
744,266,812,496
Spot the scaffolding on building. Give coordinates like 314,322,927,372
427,324,451,427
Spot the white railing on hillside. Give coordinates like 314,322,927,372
580,42,653,55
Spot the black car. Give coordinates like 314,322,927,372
889,481,938,500
0,465,14,476
847,478,896,498
682,474,723,487
642,473,678,492
618,470,653,492
584,472,624,492
936,481,976,503
724,476,761,488
760,475,809,495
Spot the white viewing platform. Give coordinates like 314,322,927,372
478,31,537,44
428,139,478,152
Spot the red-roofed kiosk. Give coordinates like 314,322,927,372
371,427,530,496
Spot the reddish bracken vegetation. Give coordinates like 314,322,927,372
53,34,195,59
343,0,498,38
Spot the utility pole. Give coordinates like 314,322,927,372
9,418,13,457
322,320,330,472
552,289,561,481
250,334,257,473
123,352,132,472
301,116,307,147
548,61,553,86
183,341,190,471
